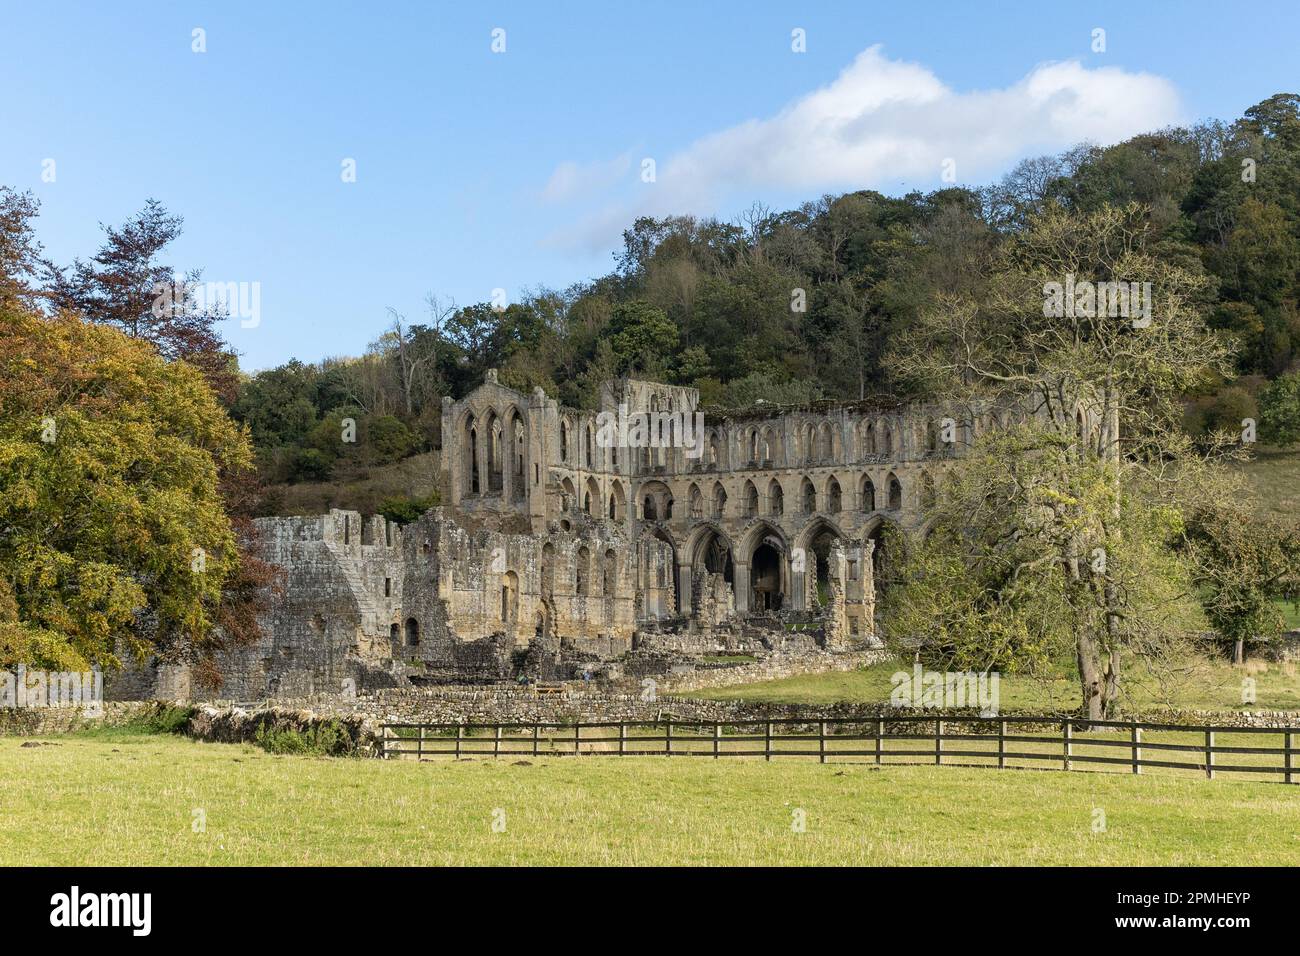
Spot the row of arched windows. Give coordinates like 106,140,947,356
676,473,917,518
462,408,526,497
558,469,935,523
554,414,963,477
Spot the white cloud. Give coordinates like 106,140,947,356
542,45,1184,250
540,151,633,203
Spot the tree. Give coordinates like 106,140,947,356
43,199,238,401
0,187,47,311
887,203,1233,717
231,360,320,448
884,427,1200,698
1183,499,1300,663
605,299,677,376
0,306,253,670
1259,371,1300,445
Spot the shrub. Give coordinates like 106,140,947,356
378,491,440,525
254,719,350,756
1260,372,1300,446
288,447,335,483
138,704,195,734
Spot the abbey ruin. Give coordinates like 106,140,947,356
113,372,1085,701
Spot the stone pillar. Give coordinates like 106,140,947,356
442,396,459,507
734,561,751,613
677,562,694,616
528,387,549,533
825,541,849,650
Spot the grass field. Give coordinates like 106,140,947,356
1236,446,1300,521
2,731,1298,866
686,656,1300,711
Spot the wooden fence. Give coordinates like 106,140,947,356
380,715,1300,784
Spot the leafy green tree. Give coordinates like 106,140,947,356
605,299,677,376
888,203,1233,717
231,360,320,447
1183,499,1300,662
378,491,441,525
884,427,1201,697
1258,371,1300,445
288,448,335,483
0,306,252,669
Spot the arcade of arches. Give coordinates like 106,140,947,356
426,371,1067,657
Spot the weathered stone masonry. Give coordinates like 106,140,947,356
110,372,1097,701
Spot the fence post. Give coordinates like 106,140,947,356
574,722,581,756
1205,729,1214,780
532,724,539,758
713,722,721,759
819,721,827,764
417,726,424,760
665,718,673,756
1063,719,1072,772
765,721,772,761
1131,724,1142,775
875,719,883,765
935,719,943,766
494,724,501,760
1288,731,1295,785
455,725,462,760
998,720,1006,769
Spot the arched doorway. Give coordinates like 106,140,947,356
639,527,678,620
741,523,788,614
794,518,845,611
688,525,734,618
751,542,783,612
807,526,840,607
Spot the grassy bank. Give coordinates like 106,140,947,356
1,734,1297,866
684,656,1300,712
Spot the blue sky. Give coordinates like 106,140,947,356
2,1,1296,371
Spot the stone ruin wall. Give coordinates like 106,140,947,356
110,368,1099,703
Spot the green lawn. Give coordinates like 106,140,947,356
1,732,1298,865
685,657,1300,712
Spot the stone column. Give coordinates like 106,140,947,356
677,562,694,616
733,561,750,613
528,387,548,533
442,396,459,507
825,541,849,650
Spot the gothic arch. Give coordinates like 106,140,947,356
826,475,843,513
740,520,789,614
608,479,627,520
638,525,680,620
886,472,903,510
768,478,784,515
793,516,846,611
638,479,673,521
800,475,817,513
462,411,479,495
560,476,578,513
861,474,876,512
506,406,526,498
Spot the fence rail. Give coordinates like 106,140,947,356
378,715,1300,784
